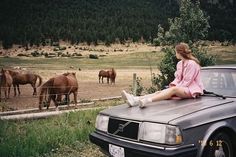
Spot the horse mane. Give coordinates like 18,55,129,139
7,69,19,77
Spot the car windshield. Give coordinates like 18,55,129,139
201,68,236,97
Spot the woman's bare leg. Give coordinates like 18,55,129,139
121,90,160,107
139,87,190,108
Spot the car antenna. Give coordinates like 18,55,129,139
203,90,226,99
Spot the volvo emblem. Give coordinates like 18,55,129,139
118,124,125,132
113,121,131,135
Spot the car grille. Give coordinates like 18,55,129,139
108,117,140,140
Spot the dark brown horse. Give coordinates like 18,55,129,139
108,68,116,84
0,69,13,102
8,70,42,96
98,68,116,84
38,72,78,110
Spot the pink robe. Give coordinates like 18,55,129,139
169,60,204,98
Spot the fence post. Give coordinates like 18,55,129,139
132,73,137,96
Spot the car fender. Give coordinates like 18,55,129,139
197,121,233,157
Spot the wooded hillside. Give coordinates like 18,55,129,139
0,0,235,48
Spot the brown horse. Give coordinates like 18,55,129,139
38,72,78,110
8,70,42,96
98,68,116,84
0,69,13,102
108,68,116,84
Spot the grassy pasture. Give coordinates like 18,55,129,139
0,45,236,71
0,51,163,70
0,45,236,157
0,99,122,157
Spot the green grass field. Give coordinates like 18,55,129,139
1,45,236,71
0,51,163,70
0,45,235,157
0,99,123,157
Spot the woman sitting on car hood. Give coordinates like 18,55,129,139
122,42,204,108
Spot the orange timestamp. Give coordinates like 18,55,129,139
198,140,223,147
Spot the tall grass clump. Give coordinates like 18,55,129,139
0,109,101,157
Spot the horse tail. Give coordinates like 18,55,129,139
36,74,43,87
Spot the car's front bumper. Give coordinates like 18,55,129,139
89,131,197,157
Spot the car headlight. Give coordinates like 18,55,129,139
139,122,182,145
95,114,109,132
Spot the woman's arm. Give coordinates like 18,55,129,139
169,61,182,86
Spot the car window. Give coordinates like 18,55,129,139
201,69,236,96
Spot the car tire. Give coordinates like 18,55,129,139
202,132,234,157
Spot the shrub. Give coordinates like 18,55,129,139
89,54,98,59
59,46,66,50
129,77,144,96
17,53,28,57
148,46,216,91
31,51,40,57
53,47,59,51
148,0,215,91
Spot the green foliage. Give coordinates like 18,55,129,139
89,54,99,59
59,46,67,51
191,45,216,67
31,51,41,57
158,0,210,45
153,25,165,46
130,77,144,96
0,109,101,157
149,46,216,90
151,47,178,90
149,0,215,91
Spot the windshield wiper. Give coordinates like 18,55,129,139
203,90,226,99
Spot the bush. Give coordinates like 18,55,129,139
31,51,40,57
89,54,98,59
153,38,161,46
130,77,144,96
148,46,216,91
53,47,60,51
17,53,29,57
59,46,66,50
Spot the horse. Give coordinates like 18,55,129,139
0,69,13,102
98,68,116,84
108,68,116,84
8,70,42,96
38,72,78,110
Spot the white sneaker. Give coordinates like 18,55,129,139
121,90,138,107
139,100,145,108
139,98,152,108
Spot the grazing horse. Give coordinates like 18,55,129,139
108,68,116,84
38,72,78,110
98,68,116,84
8,70,42,96
0,69,13,102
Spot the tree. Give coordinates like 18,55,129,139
159,0,210,45
148,0,215,92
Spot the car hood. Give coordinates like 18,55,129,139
100,97,234,124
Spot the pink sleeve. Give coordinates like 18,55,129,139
169,61,182,86
180,61,199,87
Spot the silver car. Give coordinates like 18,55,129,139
90,65,236,157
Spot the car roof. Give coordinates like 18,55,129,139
201,64,236,70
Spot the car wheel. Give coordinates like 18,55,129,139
202,132,234,157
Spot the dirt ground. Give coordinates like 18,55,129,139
1,69,152,111
0,42,158,111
